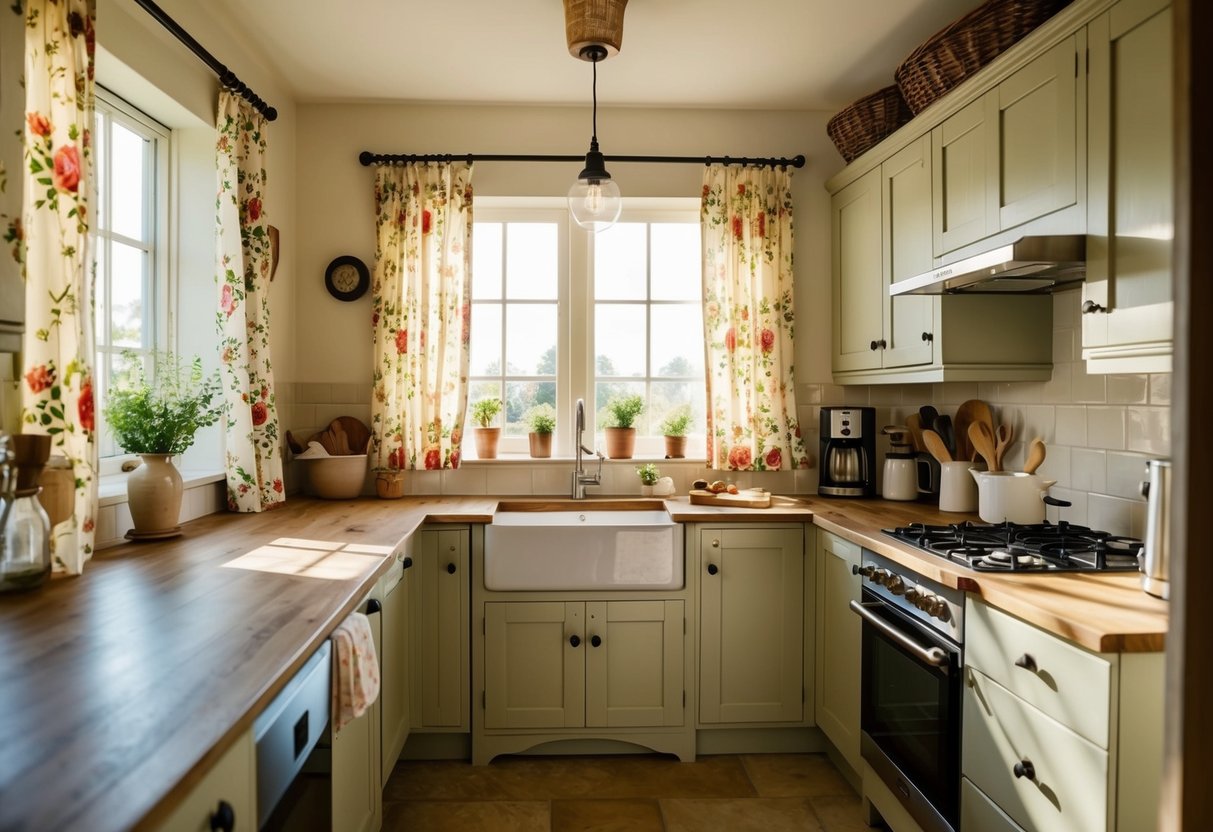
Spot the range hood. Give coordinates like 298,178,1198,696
890,235,1086,295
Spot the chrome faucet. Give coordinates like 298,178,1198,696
571,398,604,499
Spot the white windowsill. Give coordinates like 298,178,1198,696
98,469,226,506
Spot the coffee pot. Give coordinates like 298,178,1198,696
0,432,53,593
881,426,918,501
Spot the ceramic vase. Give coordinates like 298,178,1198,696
528,432,552,458
474,427,501,459
127,454,183,538
604,427,635,459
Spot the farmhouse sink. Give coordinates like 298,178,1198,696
483,505,684,591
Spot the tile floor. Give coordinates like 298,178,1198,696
383,752,881,831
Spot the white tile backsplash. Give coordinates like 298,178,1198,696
1087,406,1126,451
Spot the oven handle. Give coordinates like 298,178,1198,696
849,600,950,667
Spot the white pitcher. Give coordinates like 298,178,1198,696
939,461,979,512
970,470,1057,524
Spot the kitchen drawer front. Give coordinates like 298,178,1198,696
966,598,1112,747
964,668,1109,832
961,777,1026,832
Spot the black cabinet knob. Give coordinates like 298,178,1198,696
366,599,382,615
590,635,602,648
1013,759,1036,780
879,339,888,349
401,556,413,570
446,562,457,574
921,331,934,342
1014,653,1038,672
209,800,235,832
1082,299,1107,314
869,340,879,351
707,563,719,575
569,634,581,648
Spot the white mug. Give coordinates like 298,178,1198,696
938,461,979,512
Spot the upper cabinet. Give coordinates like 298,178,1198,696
1081,0,1173,372
1,15,24,352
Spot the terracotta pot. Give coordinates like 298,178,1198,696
604,427,636,459
528,432,552,458
664,435,687,459
376,470,405,499
126,454,183,537
474,427,501,459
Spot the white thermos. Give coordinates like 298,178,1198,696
1140,459,1170,599
881,426,918,501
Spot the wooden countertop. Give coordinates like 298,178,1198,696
0,492,1168,830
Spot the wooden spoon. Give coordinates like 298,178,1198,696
922,429,953,464
993,423,1014,472
1023,437,1047,474
954,399,992,463
968,421,999,472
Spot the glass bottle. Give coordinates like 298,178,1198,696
0,433,53,593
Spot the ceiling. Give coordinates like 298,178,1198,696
212,0,986,111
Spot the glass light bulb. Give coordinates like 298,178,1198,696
568,177,622,232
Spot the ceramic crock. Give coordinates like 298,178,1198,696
970,470,1057,524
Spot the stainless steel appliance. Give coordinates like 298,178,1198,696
1141,459,1171,598
890,235,1086,295
851,551,964,832
818,407,875,497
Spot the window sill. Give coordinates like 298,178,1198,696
456,455,708,466
98,469,226,506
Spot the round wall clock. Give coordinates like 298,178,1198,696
324,255,370,301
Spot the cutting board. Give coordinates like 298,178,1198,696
689,489,772,508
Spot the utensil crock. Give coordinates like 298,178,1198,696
939,461,979,512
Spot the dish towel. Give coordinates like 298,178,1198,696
331,611,380,735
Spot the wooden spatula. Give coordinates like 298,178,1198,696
906,413,925,453
922,429,953,464
954,399,992,463
968,421,999,472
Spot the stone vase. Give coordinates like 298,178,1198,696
126,454,183,538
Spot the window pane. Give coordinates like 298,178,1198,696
472,222,502,300
594,223,646,300
111,122,147,241
504,380,555,436
650,381,705,436
93,243,109,347
505,304,556,376
595,380,647,435
651,304,704,376
469,303,502,375
110,241,145,348
595,304,646,377
506,223,557,299
468,380,502,413
94,113,106,231
651,223,701,300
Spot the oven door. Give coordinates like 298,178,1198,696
852,588,961,832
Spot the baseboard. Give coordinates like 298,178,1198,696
399,732,471,761
695,727,827,755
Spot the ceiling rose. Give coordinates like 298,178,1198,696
563,0,629,60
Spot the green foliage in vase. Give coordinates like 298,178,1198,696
102,352,223,455
604,394,644,429
636,463,660,485
659,405,693,437
526,403,556,434
471,397,503,428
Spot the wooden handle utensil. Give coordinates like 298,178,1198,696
993,423,1014,472
968,421,999,472
922,429,953,464
1023,437,1046,474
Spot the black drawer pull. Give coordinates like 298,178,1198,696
590,635,602,648
401,556,413,570
569,634,581,648
1013,759,1036,780
1014,653,1037,672
707,563,719,576
446,562,457,574
366,598,382,615
209,800,235,831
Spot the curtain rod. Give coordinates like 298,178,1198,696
132,0,278,121
358,152,806,169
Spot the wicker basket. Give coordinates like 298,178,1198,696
827,85,914,163
895,0,1073,114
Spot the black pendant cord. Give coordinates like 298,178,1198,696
591,53,599,147
359,152,806,169
132,0,278,121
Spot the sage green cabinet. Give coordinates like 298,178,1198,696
832,168,885,374
1081,0,1173,372
484,599,684,731
151,730,255,832
331,590,382,832
0,14,23,352
410,526,470,731
698,525,805,724
932,35,1080,256
813,531,862,774
379,553,411,786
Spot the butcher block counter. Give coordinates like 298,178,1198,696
0,493,1168,830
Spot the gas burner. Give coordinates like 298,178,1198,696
976,549,1048,570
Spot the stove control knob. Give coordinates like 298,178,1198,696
927,598,952,622
852,563,877,579
904,586,921,603
871,569,891,586
886,575,906,595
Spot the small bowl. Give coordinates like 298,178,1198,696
302,455,368,499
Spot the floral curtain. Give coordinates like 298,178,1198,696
701,164,807,472
369,163,473,472
19,0,98,574
215,91,283,510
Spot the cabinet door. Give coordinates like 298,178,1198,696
831,168,884,373
997,36,1079,230
699,527,804,724
881,136,936,368
933,95,998,255
412,527,469,729
152,730,255,832
1082,0,1173,369
484,601,584,729
379,559,410,786
331,593,382,832
813,532,862,773
0,16,23,351
585,600,684,728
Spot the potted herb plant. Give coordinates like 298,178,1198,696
102,353,223,538
603,394,644,459
471,397,504,459
526,403,556,459
659,405,693,459
636,462,660,497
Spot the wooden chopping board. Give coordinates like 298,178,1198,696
689,489,772,508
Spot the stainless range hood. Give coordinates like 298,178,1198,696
889,235,1086,295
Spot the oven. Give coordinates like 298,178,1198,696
851,551,963,832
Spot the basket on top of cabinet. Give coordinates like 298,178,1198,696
894,0,1074,114
826,85,914,163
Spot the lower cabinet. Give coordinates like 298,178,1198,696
330,590,383,832
410,526,470,731
484,599,684,730
152,729,255,832
379,551,412,787
697,525,807,725
813,531,862,774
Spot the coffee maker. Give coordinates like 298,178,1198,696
818,407,876,497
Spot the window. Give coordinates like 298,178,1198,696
468,199,702,458
92,90,169,460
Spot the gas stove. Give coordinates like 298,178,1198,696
883,520,1144,573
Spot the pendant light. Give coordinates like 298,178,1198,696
568,44,622,232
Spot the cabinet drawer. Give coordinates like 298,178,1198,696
964,668,1109,832
153,730,255,832
966,598,1112,747
961,777,1026,832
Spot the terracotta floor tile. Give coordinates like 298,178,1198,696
660,797,824,832
551,798,665,832
740,753,858,798
382,799,550,832
810,794,877,831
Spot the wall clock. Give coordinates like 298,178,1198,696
324,255,370,301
